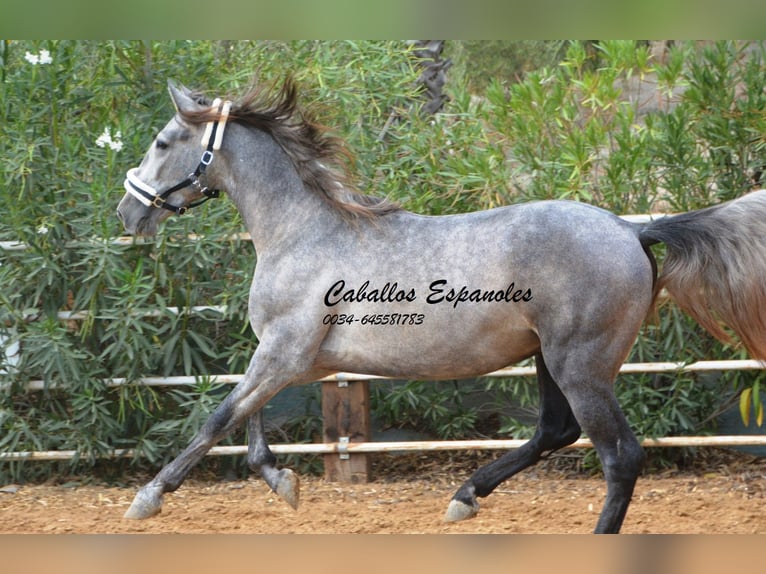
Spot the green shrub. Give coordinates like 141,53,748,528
0,40,419,481
2,40,765,482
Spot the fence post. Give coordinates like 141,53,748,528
321,379,371,483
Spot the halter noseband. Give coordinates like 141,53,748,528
123,98,232,215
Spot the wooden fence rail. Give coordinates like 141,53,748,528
12,359,766,392
3,436,766,463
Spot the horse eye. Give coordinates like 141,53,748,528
155,140,169,150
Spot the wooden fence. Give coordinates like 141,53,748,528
3,219,766,482
3,362,766,482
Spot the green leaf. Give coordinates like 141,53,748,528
740,387,752,427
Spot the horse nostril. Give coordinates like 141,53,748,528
116,208,124,223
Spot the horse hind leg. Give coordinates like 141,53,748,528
445,353,582,522
246,410,300,509
559,380,645,533
543,342,646,533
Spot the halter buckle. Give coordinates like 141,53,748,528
200,150,214,166
152,196,165,209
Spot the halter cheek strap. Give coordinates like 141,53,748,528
123,98,232,215
202,98,230,151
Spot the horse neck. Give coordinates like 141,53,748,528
220,126,343,253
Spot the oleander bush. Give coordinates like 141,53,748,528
1,40,765,482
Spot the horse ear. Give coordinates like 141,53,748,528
167,79,197,113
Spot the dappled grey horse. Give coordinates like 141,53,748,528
117,76,766,533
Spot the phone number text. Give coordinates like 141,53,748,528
322,313,425,326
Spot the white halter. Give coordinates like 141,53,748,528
123,98,232,214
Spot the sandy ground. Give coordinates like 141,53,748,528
2,452,765,534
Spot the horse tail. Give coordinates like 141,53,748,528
639,190,766,360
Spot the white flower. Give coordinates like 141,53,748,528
95,129,110,148
37,225,49,235
111,130,123,152
96,127,123,152
24,49,52,66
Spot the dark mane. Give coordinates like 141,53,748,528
179,76,400,219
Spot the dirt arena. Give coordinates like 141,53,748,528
1,451,765,534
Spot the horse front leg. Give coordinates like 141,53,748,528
246,410,299,509
124,347,318,519
124,389,247,519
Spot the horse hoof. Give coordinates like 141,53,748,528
444,498,479,522
275,469,300,510
123,489,163,519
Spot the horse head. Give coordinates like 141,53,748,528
116,80,230,236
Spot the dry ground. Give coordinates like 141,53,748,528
2,451,765,534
